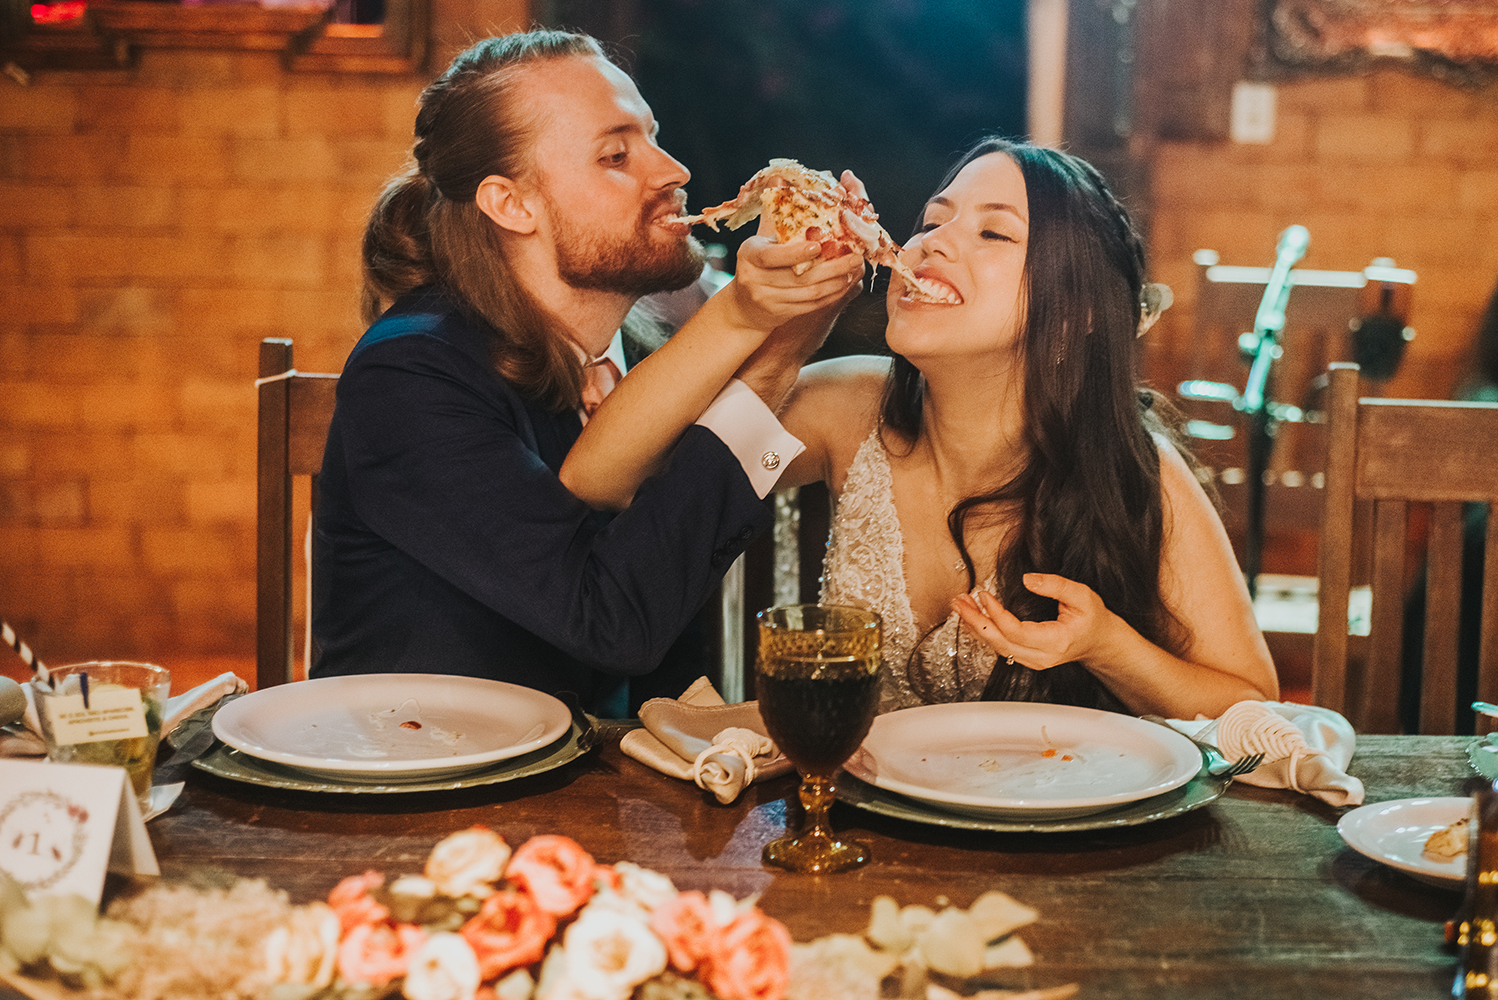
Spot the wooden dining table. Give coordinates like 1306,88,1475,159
1,729,1480,1000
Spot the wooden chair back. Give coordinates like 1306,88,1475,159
1313,362,1498,733
256,338,339,689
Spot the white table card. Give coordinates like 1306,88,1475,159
0,759,158,906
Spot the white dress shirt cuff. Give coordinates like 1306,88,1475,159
695,380,804,499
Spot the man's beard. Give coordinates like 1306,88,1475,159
549,195,707,297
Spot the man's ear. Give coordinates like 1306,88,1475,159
476,174,538,235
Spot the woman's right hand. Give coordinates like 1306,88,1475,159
721,188,867,335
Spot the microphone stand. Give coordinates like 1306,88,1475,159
1240,225,1309,599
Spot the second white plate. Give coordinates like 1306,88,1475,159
844,702,1201,820
1337,796,1471,889
212,674,572,782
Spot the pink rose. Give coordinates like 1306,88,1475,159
701,908,792,1000
505,835,596,917
327,870,390,934
649,891,716,973
460,888,557,979
335,920,428,987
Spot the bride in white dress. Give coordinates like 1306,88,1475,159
562,137,1277,719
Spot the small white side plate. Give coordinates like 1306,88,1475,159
1337,796,1470,889
844,702,1201,820
212,674,571,782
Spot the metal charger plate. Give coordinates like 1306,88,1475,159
191,722,587,794
836,768,1230,833
211,674,572,782
845,702,1202,820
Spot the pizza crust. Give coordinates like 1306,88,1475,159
669,159,945,301
1424,816,1469,861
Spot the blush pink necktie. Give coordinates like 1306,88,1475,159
579,357,621,424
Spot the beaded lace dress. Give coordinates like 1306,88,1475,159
820,431,997,713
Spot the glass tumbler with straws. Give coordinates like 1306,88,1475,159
755,604,882,873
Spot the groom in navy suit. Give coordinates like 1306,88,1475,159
311,30,858,715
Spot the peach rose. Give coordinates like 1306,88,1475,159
327,870,390,934
426,826,512,899
506,836,596,917
649,890,716,973
460,888,557,979
337,920,428,987
701,907,792,1000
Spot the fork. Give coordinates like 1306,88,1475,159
1141,715,1264,778
1215,752,1265,778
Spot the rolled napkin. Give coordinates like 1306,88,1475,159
161,670,248,738
1176,700,1363,807
621,676,794,803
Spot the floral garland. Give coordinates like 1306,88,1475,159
268,826,791,1000
0,825,1069,1000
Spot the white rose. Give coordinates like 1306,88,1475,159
494,967,537,1000
402,932,481,1000
425,827,511,899
263,902,340,988
706,889,743,928
604,863,678,915
553,904,667,1000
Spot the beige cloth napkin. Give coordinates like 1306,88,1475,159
621,676,794,803
0,670,248,759
1174,700,1364,807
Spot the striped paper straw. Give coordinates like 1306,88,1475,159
1,619,50,684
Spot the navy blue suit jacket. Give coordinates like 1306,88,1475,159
311,287,771,714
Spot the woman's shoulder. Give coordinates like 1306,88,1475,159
778,355,889,490
1152,433,1227,538
795,355,890,420
791,354,888,432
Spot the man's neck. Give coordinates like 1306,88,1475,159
510,247,637,358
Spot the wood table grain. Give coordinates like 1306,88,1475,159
3,732,1481,1000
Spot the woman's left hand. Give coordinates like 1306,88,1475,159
952,572,1122,670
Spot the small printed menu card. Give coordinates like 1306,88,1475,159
0,759,158,906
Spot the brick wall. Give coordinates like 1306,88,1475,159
1144,69,1498,406
0,47,436,676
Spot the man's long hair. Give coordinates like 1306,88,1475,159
881,137,1193,710
361,31,604,411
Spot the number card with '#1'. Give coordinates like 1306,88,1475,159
0,759,158,907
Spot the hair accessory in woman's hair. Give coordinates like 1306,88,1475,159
1138,282,1174,337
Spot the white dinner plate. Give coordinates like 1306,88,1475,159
843,702,1202,820
1337,796,1471,889
212,674,572,782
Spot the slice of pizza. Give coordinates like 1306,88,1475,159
668,159,952,303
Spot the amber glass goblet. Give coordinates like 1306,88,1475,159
755,604,882,873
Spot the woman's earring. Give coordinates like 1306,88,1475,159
1137,282,1174,337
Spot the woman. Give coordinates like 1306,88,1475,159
562,138,1277,718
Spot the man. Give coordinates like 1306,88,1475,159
311,30,861,715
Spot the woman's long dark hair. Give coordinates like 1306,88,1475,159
882,137,1190,709
361,30,605,412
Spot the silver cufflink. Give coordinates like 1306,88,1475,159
760,451,780,470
